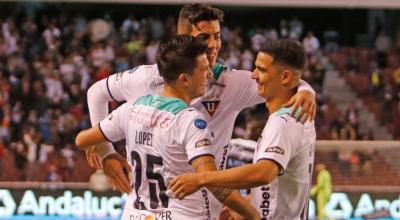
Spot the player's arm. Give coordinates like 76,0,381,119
177,111,259,220
283,79,316,122
189,156,260,220
75,126,107,149
86,69,142,166
74,125,132,194
171,159,279,193
86,78,118,168
77,103,132,193
172,117,296,197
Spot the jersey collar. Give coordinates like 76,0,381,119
212,63,227,81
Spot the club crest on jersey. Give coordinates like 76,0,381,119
201,100,220,116
194,119,207,129
266,146,285,155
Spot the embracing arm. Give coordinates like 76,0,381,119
283,79,317,122
172,159,279,193
201,160,279,189
75,126,107,149
187,156,260,220
87,79,118,160
298,79,315,95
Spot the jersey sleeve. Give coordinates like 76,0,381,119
105,66,149,102
298,79,316,95
178,110,216,164
255,117,302,174
87,65,160,159
98,102,130,142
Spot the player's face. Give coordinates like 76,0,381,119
252,52,282,99
188,54,212,98
190,20,221,67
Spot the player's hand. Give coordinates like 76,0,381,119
282,90,316,122
169,173,202,199
103,153,132,194
86,146,103,170
218,206,245,220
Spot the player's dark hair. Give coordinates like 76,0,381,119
157,35,207,84
178,4,224,33
260,39,306,71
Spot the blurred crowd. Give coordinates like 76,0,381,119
0,5,397,182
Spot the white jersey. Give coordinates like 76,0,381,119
105,63,262,169
90,63,314,219
251,108,316,220
99,94,215,219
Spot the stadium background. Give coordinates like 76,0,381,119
0,0,399,219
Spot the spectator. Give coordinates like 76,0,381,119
60,144,75,180
42,23,61,51
381,83,394,124
240,49,254,71
303,31,320,56
11,141,27,181
0,139,4,179
145,40,159,64
369,68,382,97
88,17,111,43
22,127,39,181
393,66,400,90
345,105,359,129
46,164,62,182
324,27,339,53
289,16,303,40
251,28,266,52
375,30,392,68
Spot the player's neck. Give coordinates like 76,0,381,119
160,85,191,105
267,89,296,114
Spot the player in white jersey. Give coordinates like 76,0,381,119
171,39,316,220
86,4,316,219
76,35,260,220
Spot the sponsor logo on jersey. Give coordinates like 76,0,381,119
194,119,207,129
201,100,220,116
129,110,171,128
129,211,172,220
149,81,164,90
260,186,271,219
219,144,229,170
265,146,285,155
201,189,211,220
195,138,211,148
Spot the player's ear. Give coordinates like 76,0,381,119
178,73,190,85
281,69,293,86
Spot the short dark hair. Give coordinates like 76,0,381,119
178,4,224,33
157,35,207,84
260,39,305,71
